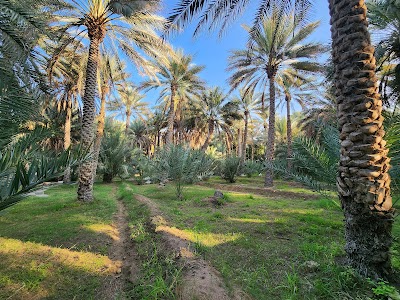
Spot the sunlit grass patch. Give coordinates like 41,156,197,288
125,180,399,299
155,225,242,247
0,183,118,299
84,224,119,241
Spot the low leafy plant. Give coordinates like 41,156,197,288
369,280,400,300
129,148,155,185
154,145,215,199
221,156,240,183
98,121,130,183
242,160,264,177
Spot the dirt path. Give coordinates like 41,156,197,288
134,194,251,300
99,198,139,299
197,182,320,200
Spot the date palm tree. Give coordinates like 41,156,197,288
92,54,129,182
49,0,168,202
231,89,261,163
329,0,393,278
193,87,239,151
49,46,87,183
277,74,317,168
108,83,148,134
140,49,205,145
228,11,324,186
167,0,395,278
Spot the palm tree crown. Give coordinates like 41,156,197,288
140,49,205,145
228,9,324,186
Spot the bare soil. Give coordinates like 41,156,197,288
134,194,251,300
98,199,139,299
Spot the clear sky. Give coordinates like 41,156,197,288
132,0,332,111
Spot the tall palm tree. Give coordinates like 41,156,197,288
92,54,129,182
140,49,205,145
368,0,400,106
231,89,261,163
166,0,395,279
128,120,151,152
49,46,87,183
49,0,167,202
228,11,324,186
329,0,393,278
108,84,148,133
277,74,317,168
195,87,224,150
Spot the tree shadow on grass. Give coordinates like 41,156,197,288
0,237,121,300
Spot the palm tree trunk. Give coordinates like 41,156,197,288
329,0,393,278
77,36,102,202
91,87,107,183
202,120,215,150
166,86,175,145
63,93,72,183
286,93,293,170
237,128,242,158
265,73,276,187
125,109,131,134
225,132,232,155
242,111,249,163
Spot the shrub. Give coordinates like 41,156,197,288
242,160,264,177
129,148,155,185
221,156,240,183
98,122,130,183
154,145,215,199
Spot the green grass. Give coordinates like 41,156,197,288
0,180,398,299
207,176,318,195
0,184,119,300
117,183,182,300
126,182,400,300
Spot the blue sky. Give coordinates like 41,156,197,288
133,0,332,111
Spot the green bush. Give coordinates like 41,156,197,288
221,156,240,183
154,145,215,199
129,148,155,185
242,160,264,177
98,121,130,183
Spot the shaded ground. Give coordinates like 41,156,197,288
0,184,139,300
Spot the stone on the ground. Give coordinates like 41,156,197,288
302,260,320,272
214,190,224,199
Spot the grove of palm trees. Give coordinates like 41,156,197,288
1,0,399,299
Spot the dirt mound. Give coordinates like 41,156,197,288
134,194,251,300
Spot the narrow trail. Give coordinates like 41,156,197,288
99,197,139,299
134,193,251,300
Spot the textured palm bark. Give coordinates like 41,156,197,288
241,111,249,163
265,73,276,187
329,0,394,278
63,93,72,183
91,86,107,183
237,128,243,158
166,86,176,145
125,108,131,134
201,120,215,150
77,36,102,202
286,94,293,170
225,132,232,155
